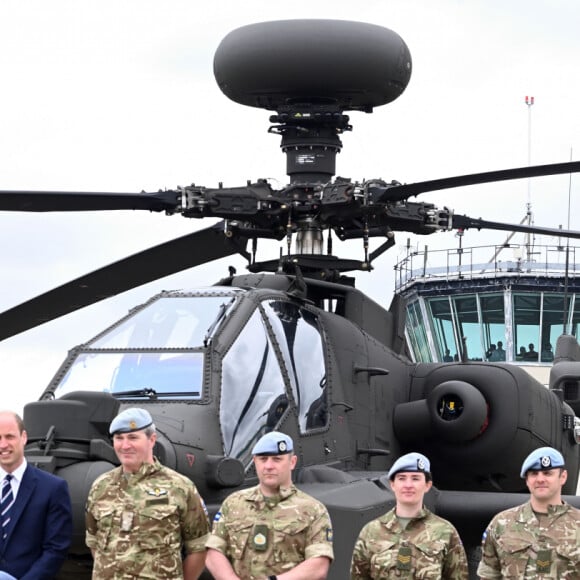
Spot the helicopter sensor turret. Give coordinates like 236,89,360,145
213,19,412,113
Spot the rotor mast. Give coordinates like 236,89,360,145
268,109,351,254
269,110,348,184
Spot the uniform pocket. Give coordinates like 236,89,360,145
369,540,398,578
224,521,253,560
272,518,309,558
555,542,580,575
93,506,116,549
137,504,180,549
496,534,532,577
414,540,446,579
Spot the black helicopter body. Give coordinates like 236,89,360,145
1,19,580,580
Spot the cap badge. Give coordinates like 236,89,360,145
540,455,552,468
417,458,426,470
278,441,287,453
129,420,137,429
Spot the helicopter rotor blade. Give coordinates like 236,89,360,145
0,221,249,341
450,214,580,239
0,189,180,212
376,160,580,202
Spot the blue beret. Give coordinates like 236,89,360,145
252,431,294,456
109,408,154,436
520,447,565,478
387,452,431,480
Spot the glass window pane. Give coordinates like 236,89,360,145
513,294,540,361
263,301,328,432
452,296,482,361
220,310,286,466
427,298,457,362
91,295,238,349
54,352,203,399
480,294,506,361
405,301,433,362
540,294,570,361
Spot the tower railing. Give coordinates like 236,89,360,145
395,243,580,292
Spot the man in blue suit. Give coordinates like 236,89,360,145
0,411,72,579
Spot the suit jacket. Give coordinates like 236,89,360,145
0,464,72,579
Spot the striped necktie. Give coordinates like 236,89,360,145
0,474,14,542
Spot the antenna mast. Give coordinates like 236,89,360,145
525,95,535,262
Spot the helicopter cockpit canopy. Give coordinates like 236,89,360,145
47,285,330,468
51,289,243,400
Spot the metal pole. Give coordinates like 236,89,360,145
563,147,573,334
525,96,534,263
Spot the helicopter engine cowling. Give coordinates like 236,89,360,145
394,363,579,493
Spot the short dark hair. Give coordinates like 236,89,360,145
390,471,432,483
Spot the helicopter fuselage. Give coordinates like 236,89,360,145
22,272,580,579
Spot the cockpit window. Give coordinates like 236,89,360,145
52,293,239,401
90,295,237,349
53,351,204,399
220,310,287,466
263,301,328,432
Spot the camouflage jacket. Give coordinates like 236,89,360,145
86,459,209,579
477,500,580,578
350,507,468,579
206,483,334,579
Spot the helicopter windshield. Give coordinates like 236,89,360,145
51,292,240,400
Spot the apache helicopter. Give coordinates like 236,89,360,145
1,19,580,579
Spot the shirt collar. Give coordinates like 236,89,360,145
113,458,161,483
0,458,27,483
247,483,297,503
521,499,570,521
383,505,429,529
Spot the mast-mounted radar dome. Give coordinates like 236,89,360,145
213,19,412,113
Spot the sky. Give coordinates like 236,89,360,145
1,0,580,415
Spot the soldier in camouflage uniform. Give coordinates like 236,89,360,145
205,431,334,579
350,452,468,579
478,446,580,578
86,408,210,579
